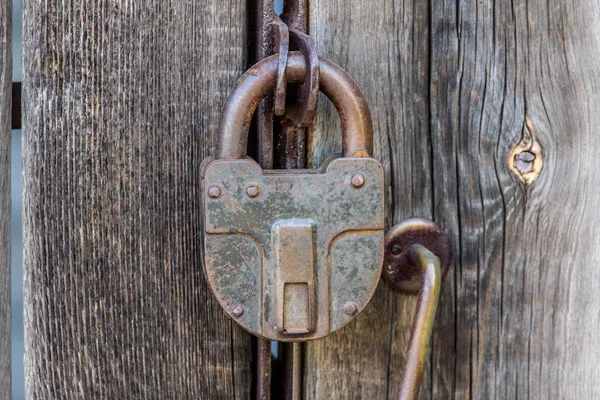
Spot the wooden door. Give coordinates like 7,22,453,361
21,0,600,399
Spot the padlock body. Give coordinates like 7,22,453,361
203,158,384,342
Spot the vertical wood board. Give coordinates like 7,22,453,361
22,1,252,398
308,0,600,398
0,1,10,397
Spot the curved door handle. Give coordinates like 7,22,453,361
396,246,441,400
383,218,452,400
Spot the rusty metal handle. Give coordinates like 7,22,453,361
397,245,441,400
217,53,373,160
382,218,452,400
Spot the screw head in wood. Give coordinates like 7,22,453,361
232,306,244,317
246,185,260,198
208,186,221,198
344,302,358,316
351,174,365,188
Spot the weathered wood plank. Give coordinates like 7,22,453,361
22,1,251,398
0,0,10,397
306,0,431,398
308,0,600,398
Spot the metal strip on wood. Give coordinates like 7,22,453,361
252,1,312,398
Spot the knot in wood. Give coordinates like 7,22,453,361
508,117,543,186
514,151,536,174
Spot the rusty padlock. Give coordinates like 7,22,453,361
202,53,384,342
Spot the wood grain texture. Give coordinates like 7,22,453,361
22,1,251,398
306,0,432,398
308,0,600,398
0,0,10,397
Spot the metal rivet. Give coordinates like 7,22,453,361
344,302,358,316
232,306,244,317
246,185,260,198
351,174,365,188
208,186,221,198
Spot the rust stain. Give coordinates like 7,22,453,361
508,117,543,185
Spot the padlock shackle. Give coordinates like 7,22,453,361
217,53,373,160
